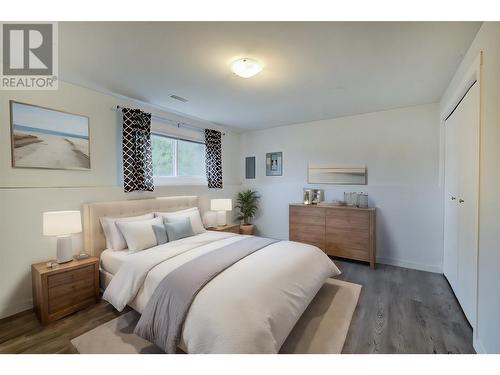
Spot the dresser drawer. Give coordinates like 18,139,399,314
326,209,369,230
290,206,325,226
326,245,370,262
48,278,95,299
326,227,369,250
325,227,370,260
290,214,326,226
48,288,96,314
289,223,325,250
47,265,94,288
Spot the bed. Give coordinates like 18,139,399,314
82,196,340,353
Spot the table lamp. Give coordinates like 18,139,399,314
43,210,82,264
210,199,232,227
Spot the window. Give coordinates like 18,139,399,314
177,138,206,177
151,133,206,185
152,135,175,177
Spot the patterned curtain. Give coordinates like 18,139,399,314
121,107,154,193
205,129,223,189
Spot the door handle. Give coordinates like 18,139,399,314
451,196,456,200
459,198,465,203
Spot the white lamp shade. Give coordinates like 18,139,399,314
210,199,232,212
43,211,82,236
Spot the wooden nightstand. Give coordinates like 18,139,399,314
31,257,100,324
207,223,241,234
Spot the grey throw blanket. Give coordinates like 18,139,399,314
134,236,278,353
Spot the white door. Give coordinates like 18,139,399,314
456,83,480,328
443,107,459,291
443,82,480,328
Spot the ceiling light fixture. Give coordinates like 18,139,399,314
231,58,262,78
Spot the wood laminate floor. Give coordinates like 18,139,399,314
335,259,475,354
0,259,474,354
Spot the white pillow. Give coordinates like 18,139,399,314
100,213,154,250
116,217,164,254
155,207,206,235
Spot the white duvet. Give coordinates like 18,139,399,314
103,231,340,353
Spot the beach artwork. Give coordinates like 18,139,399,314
10,101,90,170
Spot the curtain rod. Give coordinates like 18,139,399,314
115,105,225,136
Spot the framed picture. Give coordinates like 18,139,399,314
266,152,282,176
10,101,90,170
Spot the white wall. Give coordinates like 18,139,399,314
240,103,443,273
440,22,500,354
0,81,242,318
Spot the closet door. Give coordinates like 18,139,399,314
456,83,480,328
443,109,459,291
443,82,480,328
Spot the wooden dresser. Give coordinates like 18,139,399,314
289,204,376,268
32,257,100,324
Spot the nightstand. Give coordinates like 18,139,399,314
207,223,241,234
31,257,100,324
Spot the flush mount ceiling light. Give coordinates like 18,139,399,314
231,58,262,78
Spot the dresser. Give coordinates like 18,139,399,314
289,204,376,268
32,257,100,324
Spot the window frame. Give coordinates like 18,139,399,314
151,132,207,186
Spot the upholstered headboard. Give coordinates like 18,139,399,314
82,196,199,257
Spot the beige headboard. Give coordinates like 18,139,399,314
82,196,199,257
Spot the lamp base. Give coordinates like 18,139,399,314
56,235,73,264
216,211,227,226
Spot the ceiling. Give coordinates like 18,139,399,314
59,22,481,131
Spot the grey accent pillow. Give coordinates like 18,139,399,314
152,224,168,245
163,217,195,242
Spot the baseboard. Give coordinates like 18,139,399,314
377,257,442,274
0,298,33,320
473,335,486,354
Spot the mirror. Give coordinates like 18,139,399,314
308,165,367,185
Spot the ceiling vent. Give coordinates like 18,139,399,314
170,94,189,103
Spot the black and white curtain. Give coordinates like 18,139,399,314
121,107,154,193
205,129,223,189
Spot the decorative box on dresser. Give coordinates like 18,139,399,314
31,257,100,324
289,204,376,268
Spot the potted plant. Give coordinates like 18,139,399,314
235,189,260,235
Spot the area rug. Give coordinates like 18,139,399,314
71,278,361,354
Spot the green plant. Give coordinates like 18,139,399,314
235,189,260,225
